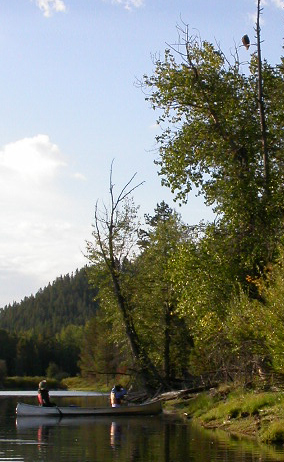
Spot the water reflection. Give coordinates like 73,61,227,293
37,423,51,445
13,414,284,462
110,421,123,449
3,395,284,461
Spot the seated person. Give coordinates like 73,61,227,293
110,384,127,407
37,380,56,407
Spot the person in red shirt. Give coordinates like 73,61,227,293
37,380,56,407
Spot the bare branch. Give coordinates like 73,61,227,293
255,0,270,193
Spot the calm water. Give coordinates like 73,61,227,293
0,392,284,461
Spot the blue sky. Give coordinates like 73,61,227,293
0,0,283,307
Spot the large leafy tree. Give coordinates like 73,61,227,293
142,9,284,282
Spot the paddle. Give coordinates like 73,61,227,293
54,406,63,417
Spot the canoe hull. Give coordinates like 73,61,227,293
16,400,162,417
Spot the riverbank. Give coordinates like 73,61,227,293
162,384,284,444
2,376,107,392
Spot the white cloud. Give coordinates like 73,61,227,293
249,0,284,25
247,11,265,25
33,0,67,18
110,0,144,10
0,135,87,306
271,0,284,8
72,172,87,181
255,0,284,9
0,134,65,184
149,123,159,130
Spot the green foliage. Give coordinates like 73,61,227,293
180,392,216,418
85,198,284,388
4,376,65,390
0,269,97,379
0,267,98,335
259,251,284,373
56,324,84,376
133,202,194,382
87,172,171,392
87,201,196,387
170,226,234,321
61,376,104,391
79,311,131,388
15,335,40,376
243,393,277,415
260,421,284,444
0,360,7,384
200,391,281,424
46,362,60,379
207,248,284,380
172,244,284,383
133,20,284,387
0,329,17,375
143,29,284,279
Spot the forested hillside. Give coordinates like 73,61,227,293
0,267,98,335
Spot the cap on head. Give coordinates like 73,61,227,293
39,380,47,389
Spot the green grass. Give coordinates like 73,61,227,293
260,420,284,443
198,390,284,424
165,385,284,442
61,376,110,392
163,391,216,417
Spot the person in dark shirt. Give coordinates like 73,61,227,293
37,380,56,407
110,384,127,407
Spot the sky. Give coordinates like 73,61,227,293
0,0,283,307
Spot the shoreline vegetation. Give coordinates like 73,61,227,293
161,384,284,445
1,376,100,391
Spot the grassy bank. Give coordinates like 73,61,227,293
163,385,284,444
61,377,108,391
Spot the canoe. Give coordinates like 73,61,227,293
16,400,162,417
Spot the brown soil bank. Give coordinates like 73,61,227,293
161,384,284,444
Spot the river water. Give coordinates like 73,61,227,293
1,392,284,461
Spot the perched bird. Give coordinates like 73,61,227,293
242,34,250,50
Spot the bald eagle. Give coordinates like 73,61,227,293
242,34,250,50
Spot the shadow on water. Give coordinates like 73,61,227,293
1,395,284,461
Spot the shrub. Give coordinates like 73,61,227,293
46,362,60,379
261,421,284,443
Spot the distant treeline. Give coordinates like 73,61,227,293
0,268,99,379
0,267,98,334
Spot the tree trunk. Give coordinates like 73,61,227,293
256,0,269,194
109,265,168,393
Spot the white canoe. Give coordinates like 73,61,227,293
16,400,162,417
